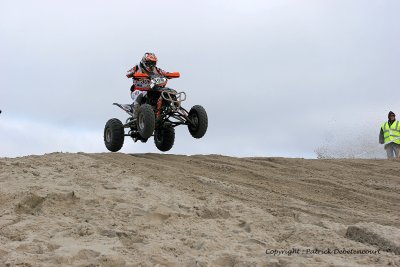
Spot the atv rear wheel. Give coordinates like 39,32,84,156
137,104,155,139
154,127,175,152
104,118,125,152
188,105,208,138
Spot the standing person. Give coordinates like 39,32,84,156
126,52,170,121
379,111,400,158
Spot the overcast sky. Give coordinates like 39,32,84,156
1,0,399,158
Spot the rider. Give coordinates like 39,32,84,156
126,52,170,120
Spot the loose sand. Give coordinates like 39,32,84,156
0,153,399,266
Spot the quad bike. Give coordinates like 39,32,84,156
104,72,208,152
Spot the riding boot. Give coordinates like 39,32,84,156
132,103,140,121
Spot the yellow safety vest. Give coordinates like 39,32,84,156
381,120,400,144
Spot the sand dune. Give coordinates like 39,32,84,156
0,153,399,266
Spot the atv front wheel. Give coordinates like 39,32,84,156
188,105,208,139
137,104,155,139
154,127,175,152
104,118,125,152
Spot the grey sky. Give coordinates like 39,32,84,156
1,0,399,158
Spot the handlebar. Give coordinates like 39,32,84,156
133,72,180,79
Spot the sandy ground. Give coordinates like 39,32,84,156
0,152,399,266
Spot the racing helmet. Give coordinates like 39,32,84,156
141,52,158,72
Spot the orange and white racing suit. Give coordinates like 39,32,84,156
126,63,169,118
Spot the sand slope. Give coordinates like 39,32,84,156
0,153,399,266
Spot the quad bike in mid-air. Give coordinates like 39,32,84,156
104,72,208,152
